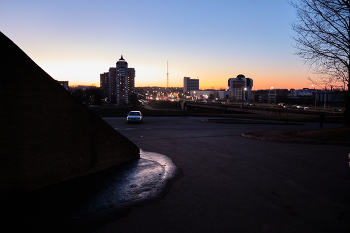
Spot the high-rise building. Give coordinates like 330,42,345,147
183,77,199,93
228,74,253,101
100,56,135,104
100,72,109,101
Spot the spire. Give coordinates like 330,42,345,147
120,55,125,60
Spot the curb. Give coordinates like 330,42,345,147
241,133,350,147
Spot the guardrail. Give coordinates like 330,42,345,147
183,101,343,116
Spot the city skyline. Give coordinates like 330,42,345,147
1,0,319,90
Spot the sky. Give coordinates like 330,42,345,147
0,0,318,90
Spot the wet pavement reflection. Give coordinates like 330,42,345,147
6,150,178,232
71,150,177,218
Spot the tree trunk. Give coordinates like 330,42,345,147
344,62,350,126
344,83,350,126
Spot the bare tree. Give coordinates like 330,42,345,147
290,0,350,125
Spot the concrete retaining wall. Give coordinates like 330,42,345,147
0,32,139,198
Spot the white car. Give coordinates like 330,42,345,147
127,111,142,123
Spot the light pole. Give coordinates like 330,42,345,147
324,86,327,111
268,84,276,105
270,86,274,105
312,85,317,107
244,87,247,102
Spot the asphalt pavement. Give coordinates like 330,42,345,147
95,116,350,233
6,116,350,233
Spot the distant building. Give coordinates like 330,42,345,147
289,88,313,98
189,90,229,100
252,89,289,104
100,72,109,101
183,77,199,93
100,55,135,104
57,81,69,91
290,88,345,104
251,88,345,105
228,74,253,101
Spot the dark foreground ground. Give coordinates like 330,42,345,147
206,118,350,145
244,126,350,145
96,116,350,233
5,115,350,233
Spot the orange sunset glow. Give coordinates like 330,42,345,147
2,0,319,91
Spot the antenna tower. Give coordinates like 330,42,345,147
166,61,170,88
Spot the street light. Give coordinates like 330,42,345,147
244,87,247,102
269,86,273,105
268,84,275,105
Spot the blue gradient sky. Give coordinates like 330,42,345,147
1,0,317,90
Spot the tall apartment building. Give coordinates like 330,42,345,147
183,77,199,93
228,74,253,101
100,56,135,104
100,72,109,101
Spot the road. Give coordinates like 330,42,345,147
95,116,350,233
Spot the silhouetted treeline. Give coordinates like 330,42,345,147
70,87,101,106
